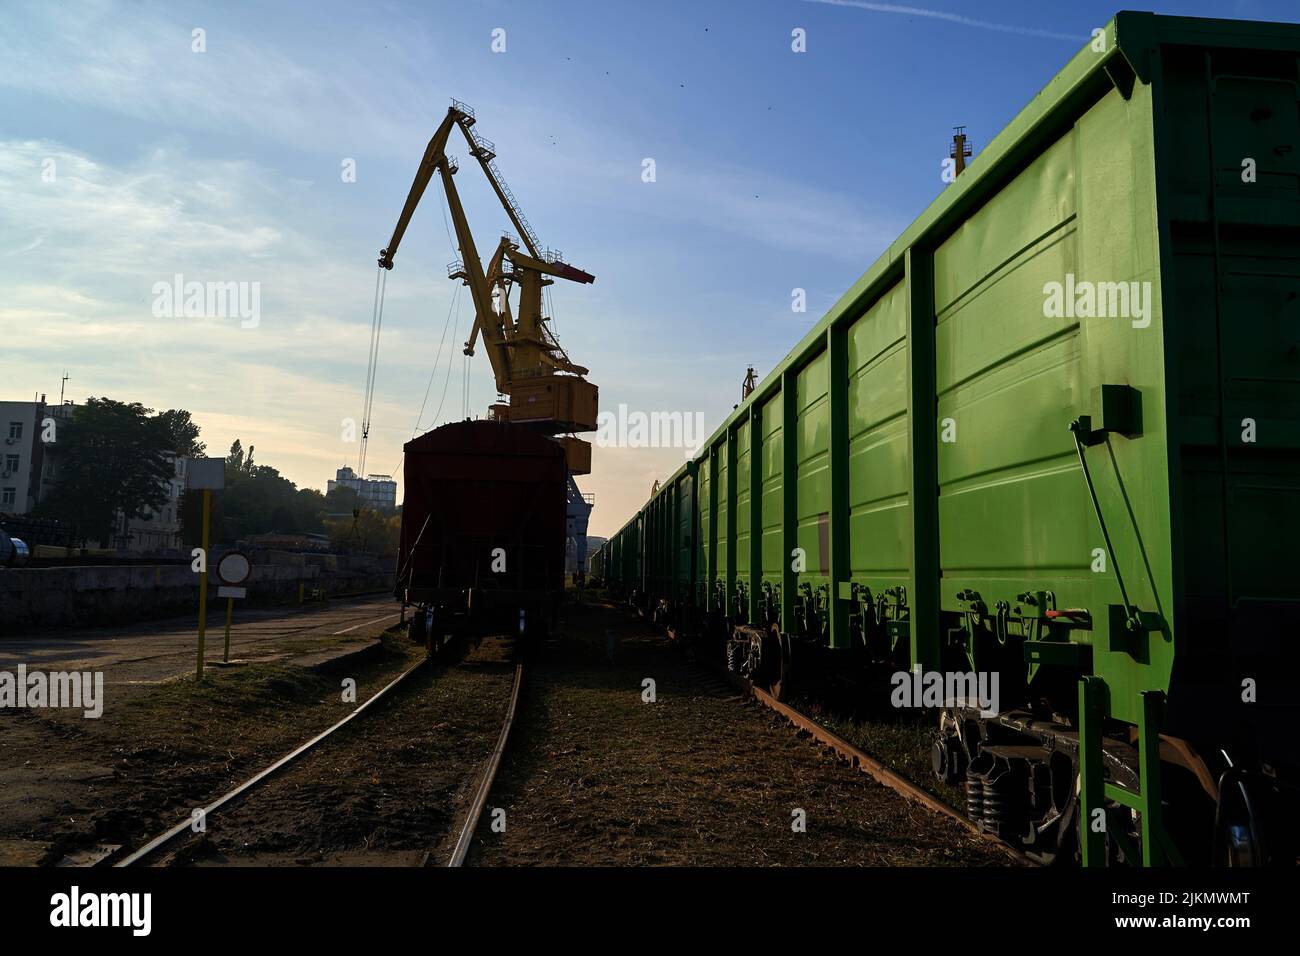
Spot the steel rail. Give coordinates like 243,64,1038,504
642,598,1032,863
447,659,525,867
720,667,1034,865
115,654,429,867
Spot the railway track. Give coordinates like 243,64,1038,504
110,638,525,868
652,609,1035,865
721,669,1033,865
467,599,1013,866
446,660,525,867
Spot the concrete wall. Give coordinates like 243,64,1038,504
0,561,394,632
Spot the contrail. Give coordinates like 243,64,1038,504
803,0,1084,43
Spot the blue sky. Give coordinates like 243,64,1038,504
2,0,1294,536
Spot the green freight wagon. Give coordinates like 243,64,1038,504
604,12,1300,866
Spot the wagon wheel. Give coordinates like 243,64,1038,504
766,623,794,702
731,625,764,681
1215,773,1265,867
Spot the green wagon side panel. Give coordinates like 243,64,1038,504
795,352,831,584
676,472,695,601
735,422,751,575
698,459,711,601
716,439,730,581
932,124,1091,598
1155,42,1300,733
929,77,1175,720
760,393,784,580
846,280,910,585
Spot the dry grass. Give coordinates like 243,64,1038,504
471,602,1010,867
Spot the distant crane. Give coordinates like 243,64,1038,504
950,126,972,176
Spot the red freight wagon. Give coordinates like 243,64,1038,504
397,420,566,648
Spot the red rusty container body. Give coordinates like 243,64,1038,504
398,420,566,605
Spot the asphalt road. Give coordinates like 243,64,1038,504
0,596,402,685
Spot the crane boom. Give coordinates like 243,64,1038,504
377,111,454,272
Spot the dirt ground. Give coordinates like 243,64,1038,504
0,605,414,867
469,600,1012,866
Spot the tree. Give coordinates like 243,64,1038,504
324,484,358,514
226,440,242,484
185,438,333,544
268,504,298,534
225,439,249,482
325,508,400,557
37,398,176,546
291,487,328,531
155,409,206,456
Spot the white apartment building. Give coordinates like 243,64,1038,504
327,466,398,510
0,399,49,515
3,397,185,553
114,453,188,554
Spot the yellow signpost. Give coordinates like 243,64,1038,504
186,457,226,682
196,486,211,681
223,597,234,663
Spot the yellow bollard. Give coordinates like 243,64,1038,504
223,596,234,663
196,487,211,681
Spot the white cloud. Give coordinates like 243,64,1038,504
0,137,454,496
803,0,1083,42
0,1,428,156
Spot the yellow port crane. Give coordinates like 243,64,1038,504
378,99,598,470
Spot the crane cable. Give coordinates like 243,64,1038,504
383,182,466,485
411,284,461,436
430,292,462,426
346,263,388,549
358,263,388,480
462,349,471,419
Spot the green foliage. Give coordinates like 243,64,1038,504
36,398,177,546
42,403,391,554
183,438,332,545
323,483,358,514
225,439,251,482
324,509,401,557
154,408,206,456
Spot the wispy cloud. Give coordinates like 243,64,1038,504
803,0,1084,42
0,137,453,493
0,0,434,157
495,111,901,263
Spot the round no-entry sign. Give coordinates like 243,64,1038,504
217,551,251,586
